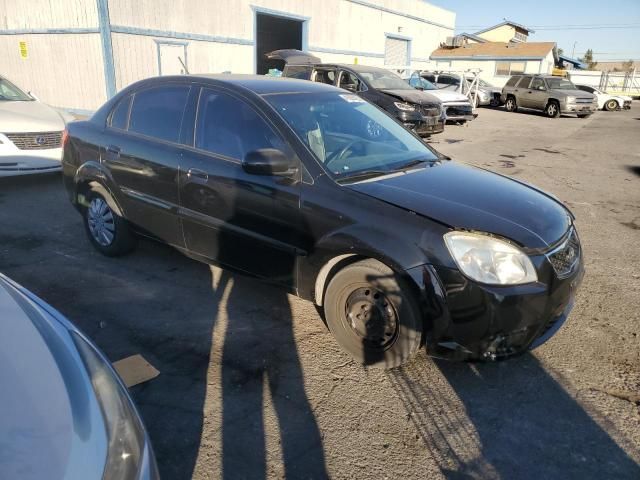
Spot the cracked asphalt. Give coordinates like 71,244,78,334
1,105,639,479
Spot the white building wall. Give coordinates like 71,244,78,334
0,0,455,110
0,0,106,110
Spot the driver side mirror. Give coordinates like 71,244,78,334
242,149,297,177
28,91,39,101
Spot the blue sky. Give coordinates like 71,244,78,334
428,0,640,61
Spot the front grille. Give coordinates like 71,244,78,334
420,106,440,117
445,105,472,116
547,229,581,278
4,131,62,150
575,98,594,104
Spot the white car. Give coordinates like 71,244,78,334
0,75,74,177
405,73,476,123
575,84,632,111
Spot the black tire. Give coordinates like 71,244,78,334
505,96,517,112
489,96,501,108
577,114,591,119
604,99,618,111
544,100,560,118
323,259,423,368
83,190,136,256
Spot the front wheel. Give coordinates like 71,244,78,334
323,259,423,368
604,99,618,111
83,191,136,256
505,96,517,112
544,101,560,118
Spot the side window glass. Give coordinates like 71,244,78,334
109,96,131,130
516,76,532,88
338,71,363,92
531,78,545,90
195,89,286,160
314,69,336,85
129,85,189,142
505,76,520,87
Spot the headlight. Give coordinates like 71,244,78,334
394,102,416,111
72,332,145,480
566,96,576,103
444,231,537,285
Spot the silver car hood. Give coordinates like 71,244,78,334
0,278,107,480
424,90,469,103
0,100,66,133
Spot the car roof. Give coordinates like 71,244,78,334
132,73,342,95
312,63,395,74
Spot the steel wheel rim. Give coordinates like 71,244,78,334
87,197,115,246
344,287,398,349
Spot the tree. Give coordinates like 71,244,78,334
622,59,635,72
557,47,564,56
579,49,598,70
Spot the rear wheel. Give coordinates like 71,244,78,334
505,96,517,112
604,99,618,111
83,191,136,256
544,100,560,118
323,259,423,368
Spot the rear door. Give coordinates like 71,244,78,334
102,84,190,246
179,87,302,287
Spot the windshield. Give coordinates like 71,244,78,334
0,78,32,101
358,71,413,90
545,78,577,90
266,92,438,180
408,75,437,90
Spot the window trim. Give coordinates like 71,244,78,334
337,70,368,93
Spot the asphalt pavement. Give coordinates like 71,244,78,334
1,105,639,479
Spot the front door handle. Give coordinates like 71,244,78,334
106,145,121,158
187,168,208,181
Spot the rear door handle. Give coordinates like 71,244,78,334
187,168,208,181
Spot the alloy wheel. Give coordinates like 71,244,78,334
87,197,115,246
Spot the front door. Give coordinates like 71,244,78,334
102,84,190,246
179,87,302,287
527,77,548,110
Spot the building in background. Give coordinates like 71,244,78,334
0,0,455,111
430,41,557,87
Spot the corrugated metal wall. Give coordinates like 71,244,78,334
0,0,455,110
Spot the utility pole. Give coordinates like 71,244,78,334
571,41,577,58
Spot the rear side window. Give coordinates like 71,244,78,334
505,76,521,87
517,76,533,87
284,65,313,80
129,85,189,142
314,69,336,85
195,88,286,160
109,96,131,130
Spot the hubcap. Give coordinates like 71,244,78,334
548,104,557,116
87,197,115,246
344,287,398,348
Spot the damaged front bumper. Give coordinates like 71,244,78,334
407,252,585,362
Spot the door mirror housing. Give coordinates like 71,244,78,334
242,149,297,176
28,91,39,101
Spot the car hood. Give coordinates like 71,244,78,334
0,277,106,480
380,89,440,106
557,89,596,98
0,100,66,133
422,89,470,103
348,162,571,250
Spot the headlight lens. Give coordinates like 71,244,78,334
394,101,416,111
72,332,144,480
444,231,537,285
566,96,576,103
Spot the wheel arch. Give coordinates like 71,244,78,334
74,161,125,217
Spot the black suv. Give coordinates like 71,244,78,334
62,75,583,367
269,50,445,137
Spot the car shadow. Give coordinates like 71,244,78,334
387,354,640,479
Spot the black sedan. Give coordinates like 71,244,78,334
62,75,583,367
268,50,445,137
